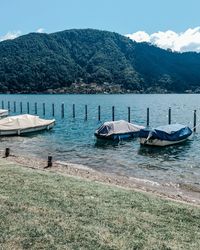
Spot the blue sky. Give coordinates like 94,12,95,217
1,0,200,36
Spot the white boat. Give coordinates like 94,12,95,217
0,109,9,118
139,124,192,147
95,120,144,140
0,114,55,136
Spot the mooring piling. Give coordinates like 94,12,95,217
73,104,75,118
35,102,37,114
27,102,30,114
112,106,115,121
2,100,4,109
52,103,55,116
128,107,131,123
168,107,171,124
20,102,23,113
98,105,101,121
43,103,45,116
61,103,64,118
147,107,150,126
85,105,88,120
14,101,16,113
194,110,197,132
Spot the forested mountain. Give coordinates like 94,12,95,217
0,28,200,93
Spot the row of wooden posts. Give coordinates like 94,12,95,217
1,100,198,131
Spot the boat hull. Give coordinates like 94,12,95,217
140,137,190,146
0,121,55,136
95,131,140,141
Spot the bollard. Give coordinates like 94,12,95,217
112,106,115,121
43,103,45,116
46,156,53,168
85,105,88,120
52,103,55,116
5,148,10,158
35,102,37,114
98,105,101,121
2,100,4,109
168,107,171,125
194,110,197,132
128,107,130,123
73,104,75,118
14,101,16,113
61,103,64,118
27,102,30,114
147,108,150,126
20,102,22,113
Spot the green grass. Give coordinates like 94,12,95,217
0,162,200,250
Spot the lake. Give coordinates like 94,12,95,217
0,94,200,188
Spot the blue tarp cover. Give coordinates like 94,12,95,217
139,124,192,141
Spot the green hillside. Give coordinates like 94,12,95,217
0,29,200,93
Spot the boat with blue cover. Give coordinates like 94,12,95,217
95,120,144,140
139,124,192,146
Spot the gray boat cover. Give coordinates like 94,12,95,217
96,120,144,136
0,114,55,131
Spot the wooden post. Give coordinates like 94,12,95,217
112,106,115,121
85,105,87,120
2,100,4,109
45,156,53,168
35,102,37,114
8,101,10,111
52,103,55,116
128,107,130,123
5,148,10,158
168,107,171,125
43,103,45,116
27,102,30,114
194,110,197,132
20,102,22,114
14,101,16,113
98,105,101,121
61,103,64,118
147,108,150,126
73,104,75,118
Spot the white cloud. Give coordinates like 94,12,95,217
0,31,21,42
36,28,45,33
126,27,200,52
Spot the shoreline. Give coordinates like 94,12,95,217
1,151,200,206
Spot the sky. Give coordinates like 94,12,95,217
1,0,200,52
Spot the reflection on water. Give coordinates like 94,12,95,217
0,94,200,187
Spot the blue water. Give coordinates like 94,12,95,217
0,94,200,187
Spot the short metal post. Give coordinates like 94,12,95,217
112,106,115,121
5,148,10,158
46,156,52,168
147,108,150,126
194,110,197,132
128,107,130,123
168,107,171,125
98,105,101,121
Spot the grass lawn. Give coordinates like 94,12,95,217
0,161,200,250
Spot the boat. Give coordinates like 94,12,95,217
95,120,144,140
0,109,9,118
139,124,192,146
0,114,55,136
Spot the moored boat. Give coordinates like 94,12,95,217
95,120,144,140
0,114,55,136
139,124,192,146
0,109,9,118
